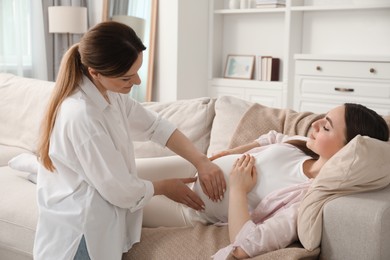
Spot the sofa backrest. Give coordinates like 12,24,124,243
0,73,54,153
134,97,216,158
0,73,217,158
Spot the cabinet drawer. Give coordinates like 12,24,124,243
298,101,390,116
295,60,390,80
298,78,390,99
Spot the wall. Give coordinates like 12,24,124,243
153,0,209,102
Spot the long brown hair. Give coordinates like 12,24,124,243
38,21,146,171
287,103,389,159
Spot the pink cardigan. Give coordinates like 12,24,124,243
212,180,312,259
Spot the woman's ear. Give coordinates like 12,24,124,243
88,67,99,79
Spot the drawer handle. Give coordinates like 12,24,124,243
335,87,354,92
316,66,322,71
370,68,376,74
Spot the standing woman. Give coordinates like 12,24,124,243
34,21,225,260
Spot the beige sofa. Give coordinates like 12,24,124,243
1,73,390,260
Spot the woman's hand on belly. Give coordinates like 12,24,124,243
229,154,257,194
154,177,205,211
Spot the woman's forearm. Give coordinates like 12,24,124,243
228,188,251,242
165,129,226,202
232,141,260,154
165,129,212,168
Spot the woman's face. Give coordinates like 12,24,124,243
92,52,143,95
306,105,347,160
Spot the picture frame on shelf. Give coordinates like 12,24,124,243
224,55,255,79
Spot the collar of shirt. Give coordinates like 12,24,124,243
80,75,110,112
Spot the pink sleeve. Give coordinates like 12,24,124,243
213,202,300,259
255,130,309,146
234,202,300,257
254,130,290,146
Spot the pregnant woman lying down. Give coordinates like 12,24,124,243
142,103,389,259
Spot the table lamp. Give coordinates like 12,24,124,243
48,6,88,48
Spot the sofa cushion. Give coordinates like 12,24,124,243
298,135,390,250
134,97,216,158
0,166,37,258
0,145,32,167
207,96,253,156
0,73,54,153
8,153,38,184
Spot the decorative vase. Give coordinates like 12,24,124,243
229,0,239,9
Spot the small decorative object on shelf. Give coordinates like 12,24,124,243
229,0,240,9
255,0,286,8
224,55,255,79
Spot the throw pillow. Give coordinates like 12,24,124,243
0,145,32,166
0,73,54,152
207,96,253,156
228,103,323,149
134,97,216,158
298,135,390,250
8,153,39,183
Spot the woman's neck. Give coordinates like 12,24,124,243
88,74,110,103
303,158,327,179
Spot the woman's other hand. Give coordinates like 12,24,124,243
209,149,234,161
154,177,205,211
229,154,257,194
197,159,226,202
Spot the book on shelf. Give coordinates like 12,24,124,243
256,0,286,8
256,56,263,80
255,0,286,4
256,3,285,8
259,56,280,82
268,57,280,81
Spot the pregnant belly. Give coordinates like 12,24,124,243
192,154,242,223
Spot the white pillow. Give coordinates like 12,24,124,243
0,73,54,152
0,145,32,166
134,97,216,158
8,153,39,183
207,96,253,156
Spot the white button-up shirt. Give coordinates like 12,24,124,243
34,76,176,260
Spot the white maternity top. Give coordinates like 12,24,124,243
193,133,311,223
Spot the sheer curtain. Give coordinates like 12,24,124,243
0,0,48,80
110,0,152,101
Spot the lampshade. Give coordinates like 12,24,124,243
111,15,146,41
48,6,88,34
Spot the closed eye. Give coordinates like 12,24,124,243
323,126,329,131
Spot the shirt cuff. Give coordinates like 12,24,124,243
130,180,154,213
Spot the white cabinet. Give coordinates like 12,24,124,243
207,0,390,109
294,55,390,115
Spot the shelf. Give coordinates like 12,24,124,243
291,3,390,12
214,8,286,14
210,78,284,89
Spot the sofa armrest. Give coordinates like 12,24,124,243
321,185,390,260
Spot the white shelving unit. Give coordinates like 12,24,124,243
208,0,390,109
